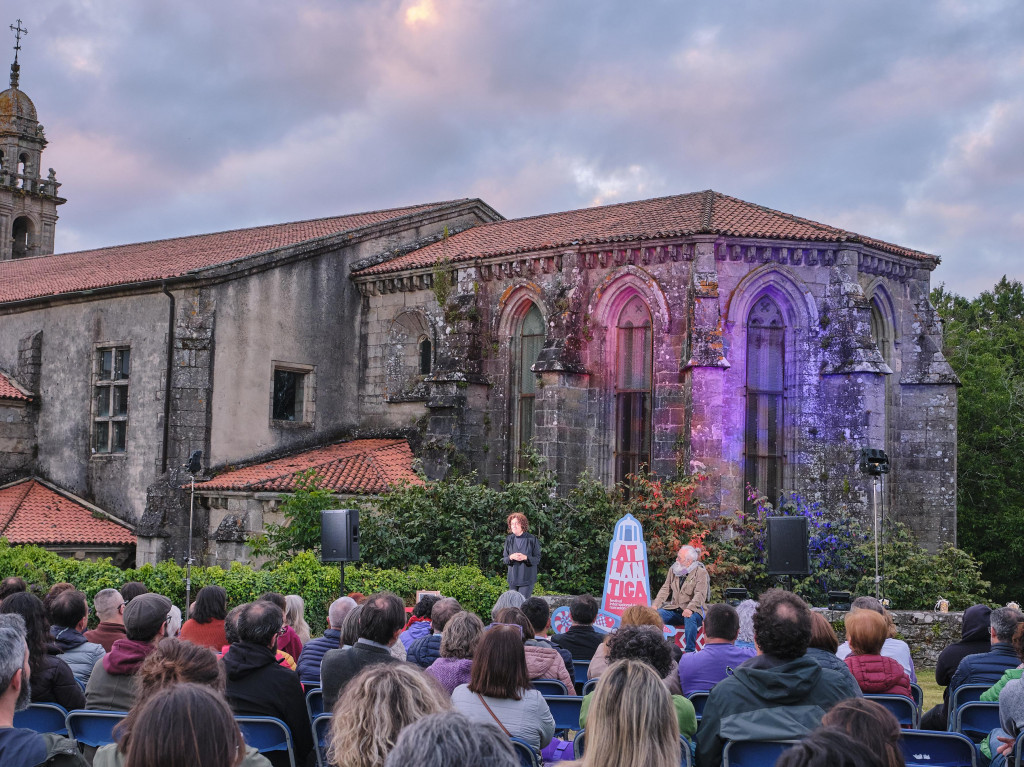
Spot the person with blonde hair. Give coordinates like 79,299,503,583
326,662,451,767
566,659,681,767
843,609,912,698
284,595,311,645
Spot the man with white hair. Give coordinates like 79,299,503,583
0,614,87,766
296,596,357,683
652,545,710,653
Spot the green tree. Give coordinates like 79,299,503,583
933,277,1024,601
247,470,337,567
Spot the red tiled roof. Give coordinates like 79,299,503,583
354,190,936,275
0,201,464,304
0,371,31,401
196,439,422,495
0,478,136,545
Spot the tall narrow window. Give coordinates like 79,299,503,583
744,297,785,507
614,295,653,482
93,346,130,454
870,299,895,456
418,337,432,375
513,304,545,472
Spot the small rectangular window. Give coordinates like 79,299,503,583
93,346,130,454
271,363,314,425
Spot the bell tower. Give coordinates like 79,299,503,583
0,20,64,261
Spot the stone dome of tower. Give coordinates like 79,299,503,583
0,84,37,125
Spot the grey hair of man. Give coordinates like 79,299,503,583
0,613,30,710
384,712,518,767
339,604,364,647
850,596,884,614
992,606,1024,643
430,597,463,633
735,599,758,645
678,545,699,562
490,590,526,621
94,588,125,621
328,597,357,629
440,611,485,660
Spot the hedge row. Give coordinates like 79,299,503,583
0,541,508,635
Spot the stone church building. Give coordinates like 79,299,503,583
0,53,958,566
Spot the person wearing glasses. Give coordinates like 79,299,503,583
85,589,128,652
451,623,555,752
503,513,541,598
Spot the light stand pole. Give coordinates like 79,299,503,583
859,448,890,602
183,450,202,617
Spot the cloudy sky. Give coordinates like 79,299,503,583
9,0,1023,296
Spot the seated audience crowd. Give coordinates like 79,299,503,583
1,571,1023,767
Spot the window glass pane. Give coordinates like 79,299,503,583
98,350,113,380
745,297,785,509
115,349,130,380
521,305,545,336
95,386,110,418
93,422,110,453
273,370,299,421
519,396,535,452
112,385,129,416
519,332,544,394
419,339,432,375
111,421,127,453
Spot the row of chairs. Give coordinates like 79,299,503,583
14,704,303,767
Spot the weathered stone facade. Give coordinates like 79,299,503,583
353,192,959,550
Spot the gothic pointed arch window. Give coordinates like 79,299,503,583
511,303,546,473
870,297,895,456
745,296,785,508
614,294,653,483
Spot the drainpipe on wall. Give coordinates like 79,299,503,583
161,282,175,474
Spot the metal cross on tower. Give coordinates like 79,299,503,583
10,19,26,63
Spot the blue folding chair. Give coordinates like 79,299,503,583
312,712,332,767
572,661,590,694
575,729,692,766
687,690,711,720
910,682,924,711
14,703,68,735
510,736,542,767
721,739,800,767
543,695,584,735
954,700,1001,743
305,687,325,721
580,678,599,696
65,709,126,748
236,715,297,767
865,694,919,729
899,729,978,767
533,679,569,696
947,684,991,730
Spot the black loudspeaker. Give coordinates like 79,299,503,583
321,509,360,562
766,516,810,576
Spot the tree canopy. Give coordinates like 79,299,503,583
933,277,1024,601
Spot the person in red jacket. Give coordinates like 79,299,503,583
843,609,912,698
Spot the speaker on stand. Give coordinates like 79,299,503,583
321,509,360,596
766,516,810,591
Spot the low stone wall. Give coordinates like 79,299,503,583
542,596,964,670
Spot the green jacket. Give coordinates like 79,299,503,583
695,654,860,767
980,667,1023,758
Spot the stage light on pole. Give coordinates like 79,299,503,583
183,449,202,616
859,448,889,601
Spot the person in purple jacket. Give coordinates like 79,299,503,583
677,603,755,696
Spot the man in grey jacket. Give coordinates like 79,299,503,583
47,591,104,685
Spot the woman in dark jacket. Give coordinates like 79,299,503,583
0,591,85,711
502,512,540,597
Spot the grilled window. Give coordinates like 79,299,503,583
744,297,785,508
614,296,653,483
513,304,545,474
93,347,130,454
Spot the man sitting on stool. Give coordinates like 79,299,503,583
652,545,709,653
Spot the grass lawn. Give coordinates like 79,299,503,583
916,669,943,711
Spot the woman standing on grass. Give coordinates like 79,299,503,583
503,512,541,597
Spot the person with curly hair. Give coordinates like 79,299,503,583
694,589,859,767
326,662,451,767
580,625,696,744
502,512,540,597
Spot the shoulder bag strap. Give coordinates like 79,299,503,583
476,693,513,737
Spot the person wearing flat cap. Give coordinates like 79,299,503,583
85,593,172,712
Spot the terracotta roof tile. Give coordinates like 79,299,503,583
0,371,31,401
0,201,464,304
354,190,936,276
196,439,422,495
0,479,136,545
